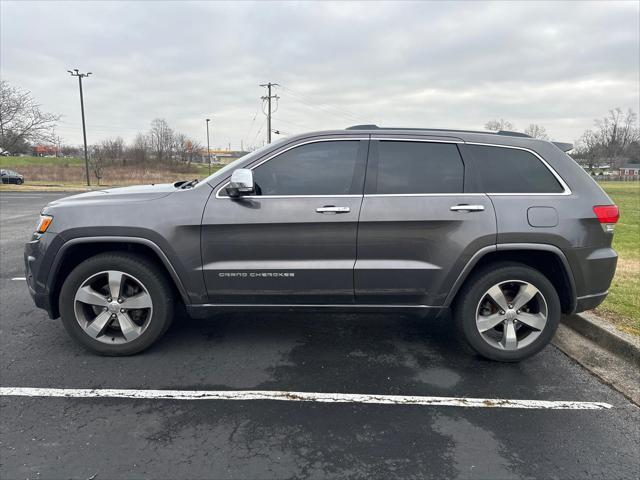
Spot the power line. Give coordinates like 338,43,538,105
244,103,261,147
279,85,365,124
251,118,266,148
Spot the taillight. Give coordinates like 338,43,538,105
593,205,619,232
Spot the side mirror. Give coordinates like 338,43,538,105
226,168,255,197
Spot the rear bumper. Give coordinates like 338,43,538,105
565,246,617,313
575,291,608,313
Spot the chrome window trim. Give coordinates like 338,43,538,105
215,137,367,199
465,141,572,196
214,136,572,199
364,193,485,198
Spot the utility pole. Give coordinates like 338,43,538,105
206,118,211,175
68,69,92,186
260,82,279,144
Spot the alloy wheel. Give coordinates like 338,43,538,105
475,280,548,351
73,270,153,344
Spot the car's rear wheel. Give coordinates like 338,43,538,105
453,262,561,362
59,252,174,355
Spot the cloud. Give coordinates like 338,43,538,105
1,0,638,147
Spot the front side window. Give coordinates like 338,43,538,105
468,145,564,193
369,141,464,194
252,140,363,196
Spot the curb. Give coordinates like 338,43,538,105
561,312,640,366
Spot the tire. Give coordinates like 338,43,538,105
59,252,174,355
16,178,23,185
453,262,561,362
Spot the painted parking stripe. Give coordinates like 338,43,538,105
10,277,26,281
0,387,612,410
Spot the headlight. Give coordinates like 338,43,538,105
36,214,53,233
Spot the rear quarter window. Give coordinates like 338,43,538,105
468,145,564,194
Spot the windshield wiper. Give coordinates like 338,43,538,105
179,179,199,189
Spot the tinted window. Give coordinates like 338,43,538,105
468,145,564,193
253,141,363,196
372,141,464,194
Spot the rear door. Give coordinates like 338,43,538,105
201,137,369,304
355,137,497,305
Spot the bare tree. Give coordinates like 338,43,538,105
127,133,150,164
574,130,603,171
594,108,639,166
575,108,640,169
485,118,515,132
0,81,61,151
175,134,203,165
99,137,125,164
90,145,107,185
524,124,549,140
148,118,175,163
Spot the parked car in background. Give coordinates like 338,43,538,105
0,169,24,184
25,126,619,360
0,150,11,156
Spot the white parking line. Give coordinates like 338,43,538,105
10,277,26,281
0,387,612,410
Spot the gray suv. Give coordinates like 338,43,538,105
24,126,619,361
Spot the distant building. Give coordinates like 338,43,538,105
33,145,59,156
619,164,640,176
199,149,250,165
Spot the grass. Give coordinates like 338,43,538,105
0,156,224,190
0,155,85,167
594,181,640,336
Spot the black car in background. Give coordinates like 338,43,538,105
0,169,24,184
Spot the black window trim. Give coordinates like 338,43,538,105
215,137,369,199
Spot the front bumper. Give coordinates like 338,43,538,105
24,231,64,318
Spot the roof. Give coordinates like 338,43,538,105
621,164,640,169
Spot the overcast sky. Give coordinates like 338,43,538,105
1,0,638,149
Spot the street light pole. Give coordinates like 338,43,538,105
206,118,211,175
68,69,92,186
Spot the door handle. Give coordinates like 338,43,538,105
316,206,351,214
450,204,485,212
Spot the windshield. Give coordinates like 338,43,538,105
197,138,290,187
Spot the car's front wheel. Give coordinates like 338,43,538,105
59,252,174,355
453,262,561,362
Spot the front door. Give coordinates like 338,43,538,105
201,137,369,304
355,138,497,305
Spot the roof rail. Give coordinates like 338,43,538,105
345,124,379,130
346,125,534,137
496,130,531,138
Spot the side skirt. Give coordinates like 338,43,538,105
186,304,448,319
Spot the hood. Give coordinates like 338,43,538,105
47,183,176,207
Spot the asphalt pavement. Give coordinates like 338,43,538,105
1,191,638,479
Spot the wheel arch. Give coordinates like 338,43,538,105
48,236,190,318
445,243,577,314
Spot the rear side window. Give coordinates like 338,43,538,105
370,141,464,194
467,145,564,193
252,140,363,196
